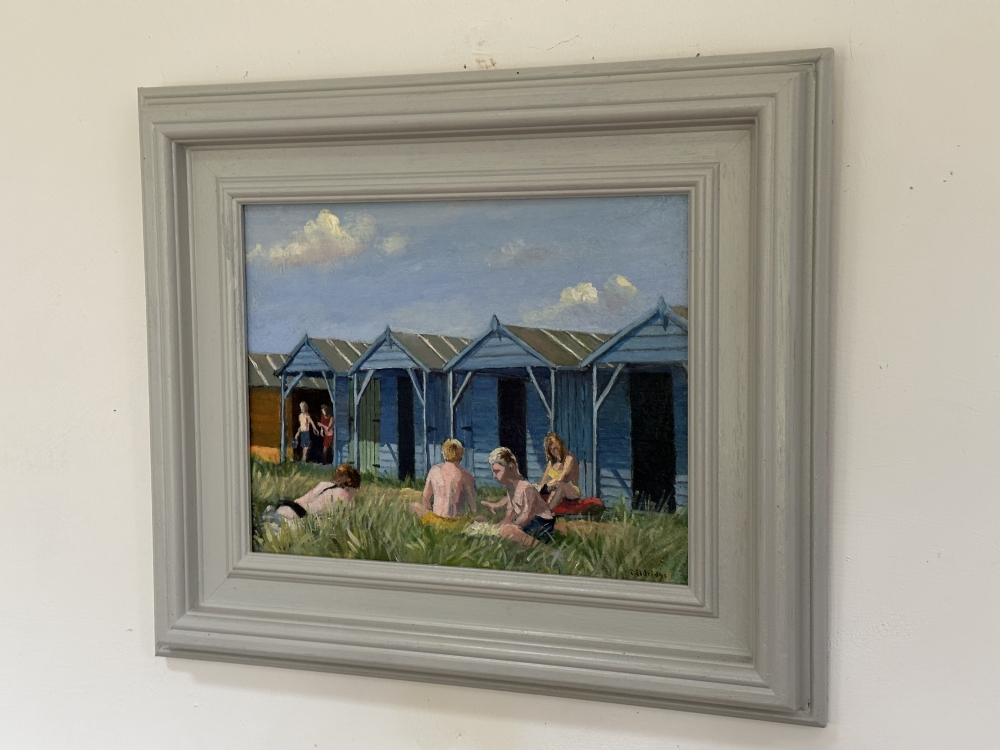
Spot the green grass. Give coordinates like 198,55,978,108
251,459,687,585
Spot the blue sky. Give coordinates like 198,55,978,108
244,195,688,352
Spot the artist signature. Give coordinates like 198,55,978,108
627,569,664,578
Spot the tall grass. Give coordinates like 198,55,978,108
251,459,687,585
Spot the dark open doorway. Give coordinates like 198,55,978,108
629,372,677,512
497,377,528,476
288,388,332,464
396,376,416,480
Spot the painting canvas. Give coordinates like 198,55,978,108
246,195,690,584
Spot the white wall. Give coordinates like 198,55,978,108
1,2,998,748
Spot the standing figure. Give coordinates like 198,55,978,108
295,401,318,462
481,446,555,546
538,433,581,509
318,404,334,464
410,438,477,527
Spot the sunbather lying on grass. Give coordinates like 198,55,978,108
268,463,361,522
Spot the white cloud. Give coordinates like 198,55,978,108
521,274,645,329
379,233,408,254
601,274,638,311
248,209,396,268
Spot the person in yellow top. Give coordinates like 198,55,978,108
538,432,581,510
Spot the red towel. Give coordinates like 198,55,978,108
550,497,605,516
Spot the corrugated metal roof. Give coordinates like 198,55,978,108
310,338,371,373
247,353,279,387
250,312,677,383
248,352,324,389
392,332,472,370
248,337,370,388
504,324,612,367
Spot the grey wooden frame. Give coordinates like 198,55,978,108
138,49,832,726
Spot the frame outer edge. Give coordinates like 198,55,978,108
809,47,834,728
138,96,171,646
136,48,837,103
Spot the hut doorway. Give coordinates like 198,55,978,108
288,389,331,464
497,377,528,476
628,372,677,512
354,379,381,474
396,375,416,480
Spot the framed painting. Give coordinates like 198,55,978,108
139,49,832,725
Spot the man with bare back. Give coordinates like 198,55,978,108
410,439,477,526
294,401,318,462
481,446,555,546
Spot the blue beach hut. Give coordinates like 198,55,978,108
348,328,470,479
580,298,688,510
272,336,369,464
443,316,610,489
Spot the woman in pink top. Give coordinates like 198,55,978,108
410,439,477,525
481,447,555,546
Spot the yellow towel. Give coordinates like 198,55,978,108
420,512,470,529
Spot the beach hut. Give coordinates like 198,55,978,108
348,328,470,479
247,351,312,462
270,336,369,464
248,346,363,463
580,298,688,511
443,316,610,489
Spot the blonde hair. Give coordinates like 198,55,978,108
543,433,568,462
441,438,464,463
488,446,518,472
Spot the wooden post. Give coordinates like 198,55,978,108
422,371,429,476
526,367,552,428
332,374,338,464
352,373,358,467
279,373,287,463
549,368,556,433
449,371,458,440
591,366,598,498
591,363,626,500
322,372,337,465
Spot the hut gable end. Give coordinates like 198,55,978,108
285,345,330,374
358,341,427,371
581,297,688,367
277,336,338,378
351,330,472,374
450,332,550,371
